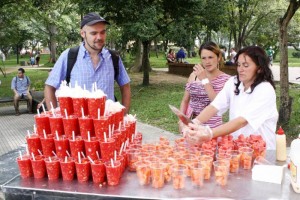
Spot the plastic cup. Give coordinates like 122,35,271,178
75,158,91,182
31,155,46,179
69,136,85,158
216,153,232,162
213,161,230,186
141,144,156,154
99,138,116,162
17,155,33,178
116,154,126,173
26,134,42,156
252,144,266,159
72,97,88,118
114,109,124,129
40,134,55,157
128,121,136,137
126,149,141,171
93,116,109,141
199,155,213,180
58,96,73,115
189,161,204,187
54,135,70,159
118,126,127,144
34,114,51,137
171,164,187,189
104,160,122,186
239,147,254,170
49,115,64,136
44,156,61,180
62,115,80,139
160,158,175,182
150,162,166,189
84,137,100,161
90,159,106,184
182,154,197,176
78,116,95,140
229,150,240,173
87,97,106,119
60,157,76,181
111,132,122,151
135,160,151,185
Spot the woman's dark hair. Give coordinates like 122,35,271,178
234,46,275,95
199,41,224,68
168,49,173,54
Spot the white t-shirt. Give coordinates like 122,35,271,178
230,51,237,63
211,76,278,150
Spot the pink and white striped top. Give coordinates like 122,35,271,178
186,73,231,128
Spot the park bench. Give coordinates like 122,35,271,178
0,91,44,113
167,62,237,77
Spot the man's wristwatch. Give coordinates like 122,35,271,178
201,78,210,85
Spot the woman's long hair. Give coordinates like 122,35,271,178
234,46,275,95
199,41,224,68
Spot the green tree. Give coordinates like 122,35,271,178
278,0,300,124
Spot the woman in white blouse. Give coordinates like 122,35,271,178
184,46,278,150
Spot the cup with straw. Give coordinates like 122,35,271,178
104,158,122,186
75,151,91,182
17,151,33,178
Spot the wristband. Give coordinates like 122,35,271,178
201,78,209,85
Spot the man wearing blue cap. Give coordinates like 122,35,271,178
44,12,131,113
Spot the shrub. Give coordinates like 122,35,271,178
292,52,300,58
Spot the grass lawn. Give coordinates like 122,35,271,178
2,54,51,68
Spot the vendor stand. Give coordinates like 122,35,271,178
0,143,298,200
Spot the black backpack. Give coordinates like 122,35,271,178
66,46,120,84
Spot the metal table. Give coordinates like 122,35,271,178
1,148,299,200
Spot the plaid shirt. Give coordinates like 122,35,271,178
45,43,130,100
11,76,30,95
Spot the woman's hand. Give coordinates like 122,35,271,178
193,64,206,80
183,123,213,145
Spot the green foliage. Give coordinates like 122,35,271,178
292,52,300,58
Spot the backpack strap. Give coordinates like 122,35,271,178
108,49,120,80
66,46,80,84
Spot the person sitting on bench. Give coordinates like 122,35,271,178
11,68,32,116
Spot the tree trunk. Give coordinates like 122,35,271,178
278,0,300,124
16,44,19,64
49,24,57,63
142,41,150,86
130,40,143,72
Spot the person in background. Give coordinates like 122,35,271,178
44,12,131,113
183,46,278,150
176,47,186,63
35,53,41,67
30,55,35,67
225,48,237,66
266,47,274,66
179,41,231,132
11,68,32,116
167,49,176,63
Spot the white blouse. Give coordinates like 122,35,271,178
211,76,278,150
